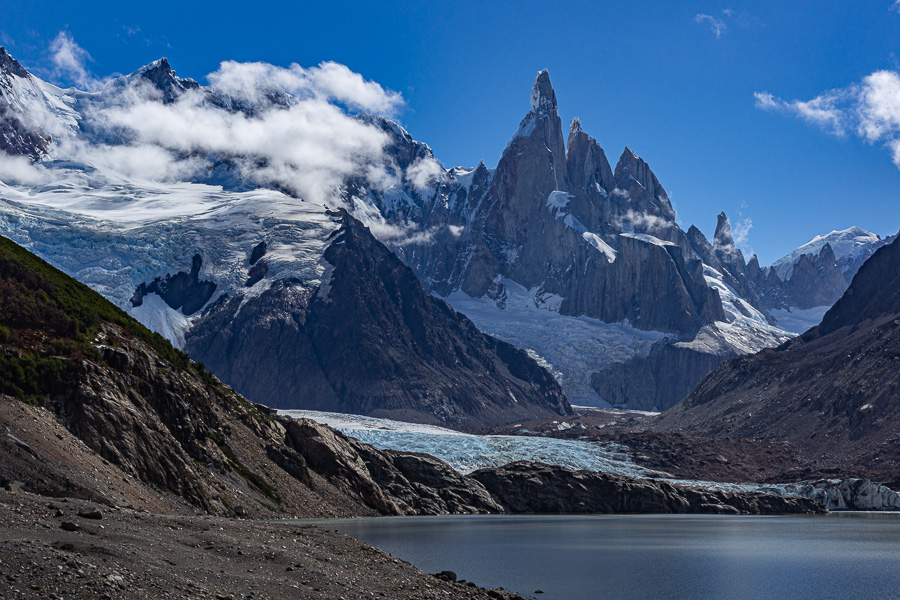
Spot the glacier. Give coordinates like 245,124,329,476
280,409,663,478
284,410,900,510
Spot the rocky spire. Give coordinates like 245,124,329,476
712,212,749,277
530,69,557,115
713,212,735,249
566,117,614,194
612,147,675,220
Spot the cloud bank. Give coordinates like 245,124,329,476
38,40,410,206
755,69,900,167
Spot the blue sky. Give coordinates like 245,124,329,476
2,0,899,264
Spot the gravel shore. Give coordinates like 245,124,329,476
0,489,529,600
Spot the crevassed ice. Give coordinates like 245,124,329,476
281,409,664,478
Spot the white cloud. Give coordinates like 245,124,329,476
207,60,403,115
891,1,900,14
695,13,727,38
406,156,445,191
753,89,850,136
695,9,762,38
755,69,900,167
57,57,407,201
12,34,413,206
616,209,671,233
49,31,99,90
0,154,50,185
731,217,753,256
857,70,900,143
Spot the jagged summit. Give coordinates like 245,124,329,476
529,68,557,114
124,56,200,103
713,212,735,249
569,116,583,135
615,146,644,173
0,46,29,78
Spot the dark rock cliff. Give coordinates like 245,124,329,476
185,210,573,429
654,236,900,483
0,46,51,158
471,462,824,514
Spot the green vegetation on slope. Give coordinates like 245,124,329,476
0,235,197,401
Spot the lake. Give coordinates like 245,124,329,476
301,513,900,599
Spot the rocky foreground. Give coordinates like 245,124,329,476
0,489,529,600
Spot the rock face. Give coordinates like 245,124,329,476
391,72,724,336
131,254,217,315
185,210,573,429
470,462,824,515
358,70,790,410
0,46,52,158
655,236,900,485
591,337,729,411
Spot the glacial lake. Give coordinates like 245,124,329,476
300,513,900,599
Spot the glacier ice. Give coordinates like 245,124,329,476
280,409,663,478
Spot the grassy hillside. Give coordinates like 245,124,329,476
0,235,207,402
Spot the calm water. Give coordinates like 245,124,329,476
301,513,900,600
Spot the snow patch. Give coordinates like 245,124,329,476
770,305,831,334
546,190,572,210
443,280,666,406
620,232,676,247
582,232,616,263
130,293,193,348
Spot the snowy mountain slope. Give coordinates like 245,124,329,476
443,280,667,406
748,227,894,333
771,227,884,281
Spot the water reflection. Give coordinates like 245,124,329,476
294,514,900,600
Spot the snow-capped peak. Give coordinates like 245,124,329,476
772,226,882,280
0,46,30,78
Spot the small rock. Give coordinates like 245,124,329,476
3,481,23,493
78,508,103,520
433,570,457,582
60,522,80,532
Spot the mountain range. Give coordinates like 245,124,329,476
0,46,890,420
